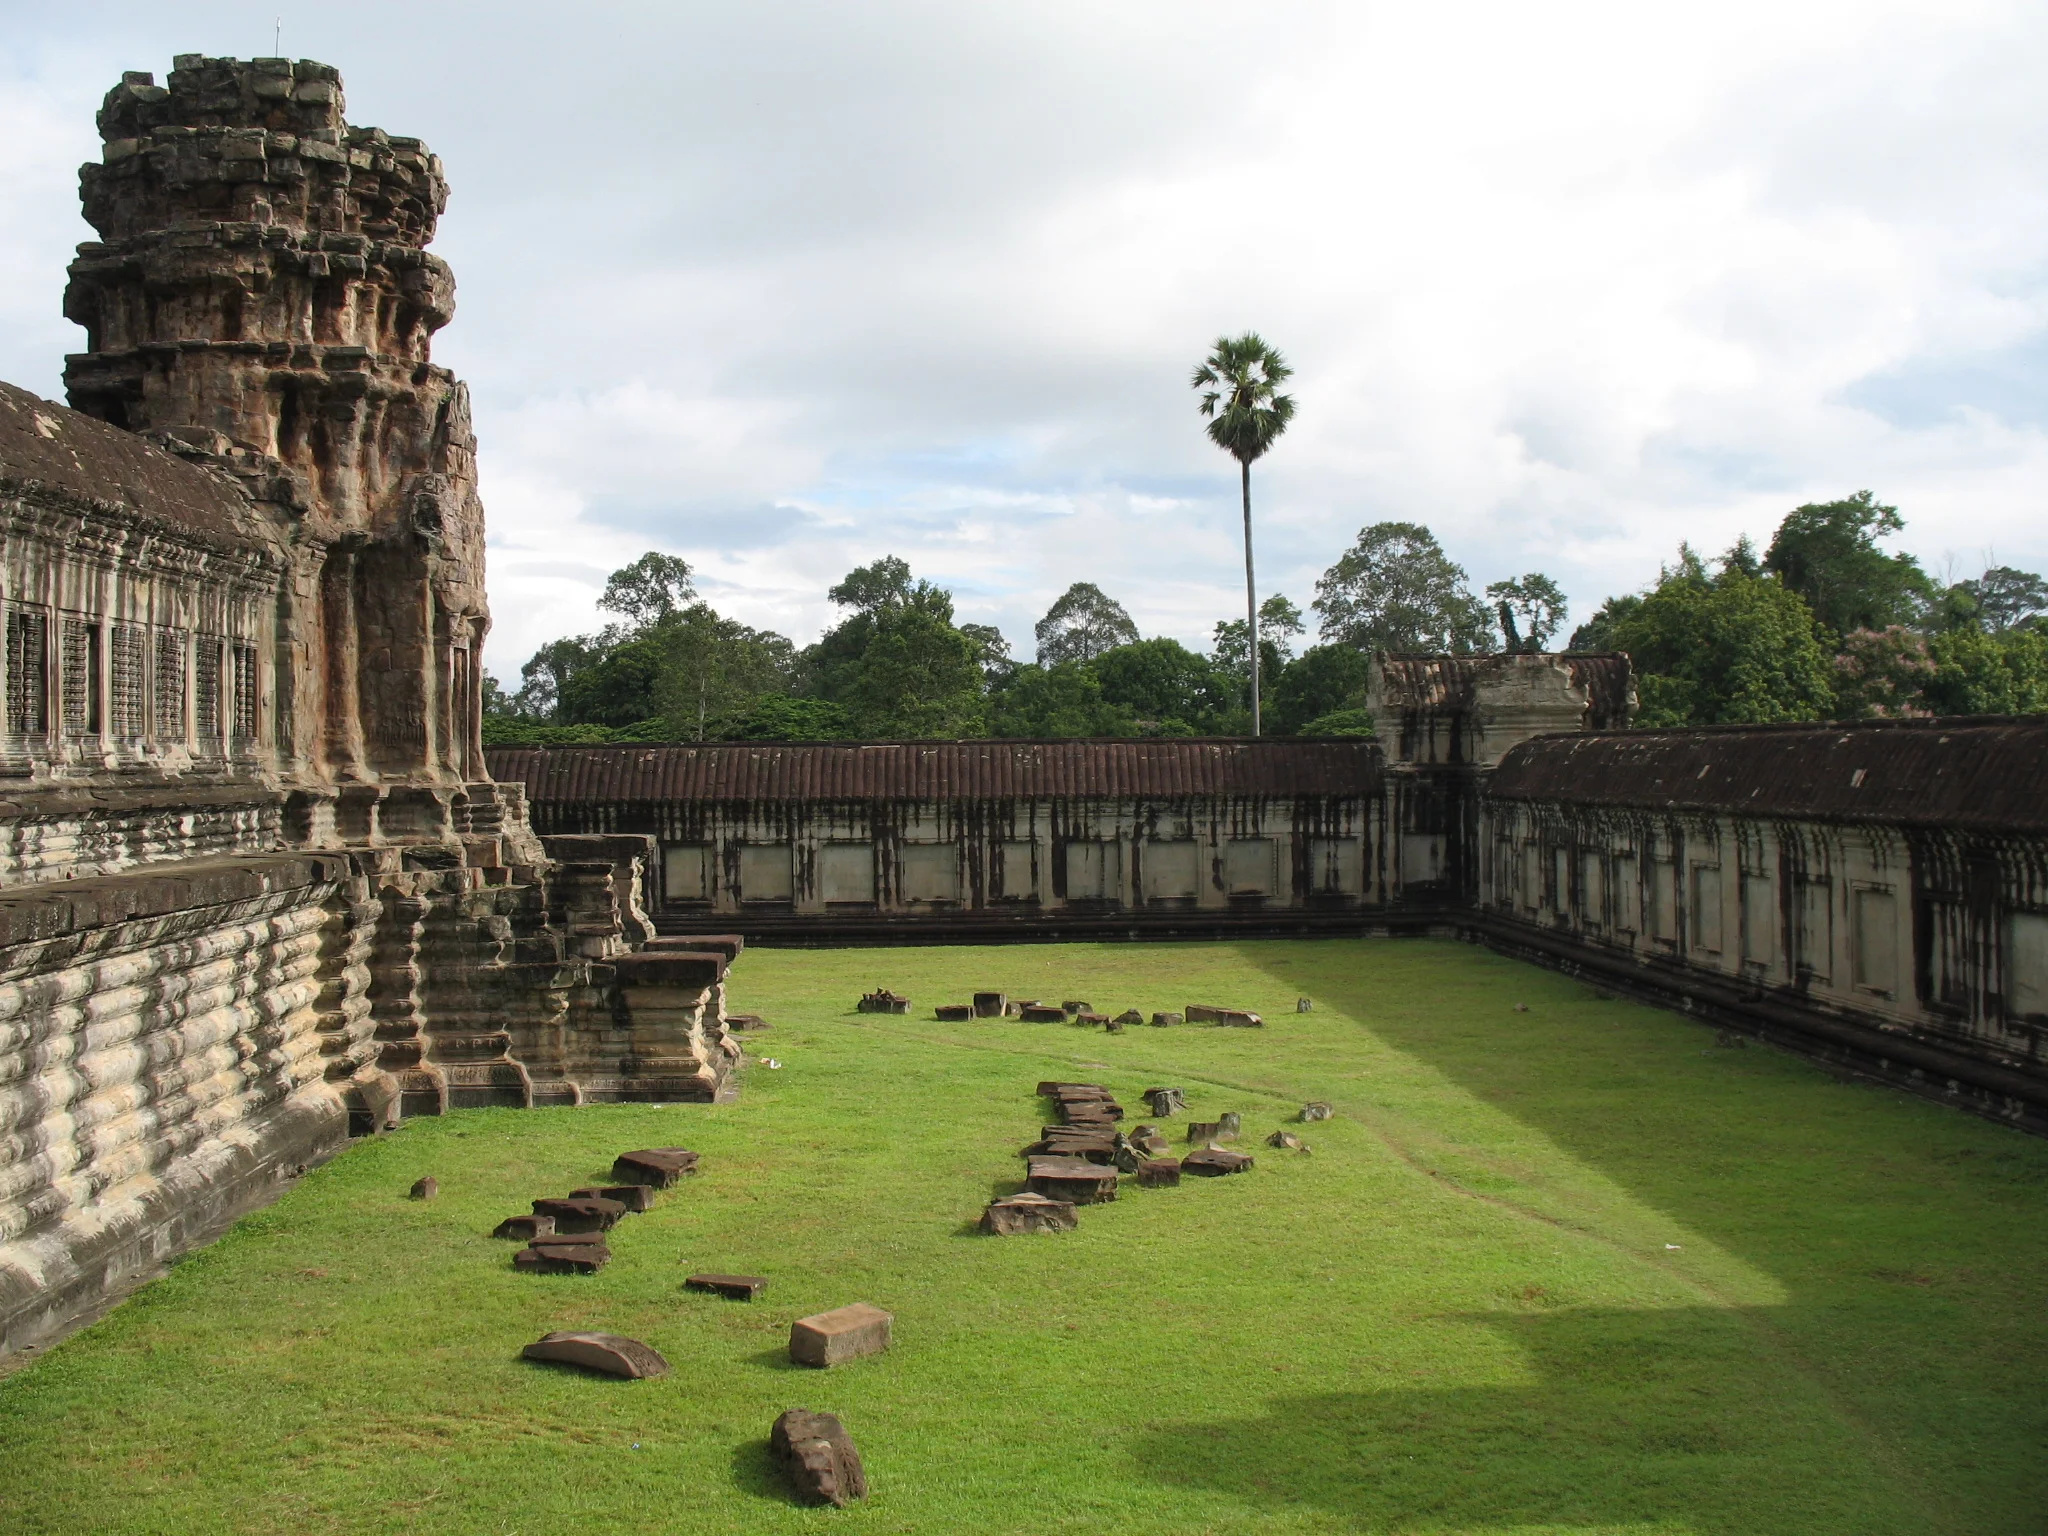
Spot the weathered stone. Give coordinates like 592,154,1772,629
1299,1101,1335,1122
856,989,910,1014
1026,1155,1120,1205
1150,1012,1184,1027
1099,1014,1124,1032
1127,1125,1171,1156
980,1191,1078,1234
725,1013,768,1031
1027,1128,1118,1161
1183,1148,1256,1176
513,1243,609,1274
570,1184,656,1213
790,1303,893,1367
1267,1130,1307,1151
1186,1121,1222,1144
1061,1000,1090,1015
1114,1009,1145,1026
531,1195,626,1233
1019,1004,1067,1023
770,1409,868,1507
685,1273,769,1300
1137,1158,1181,1187
1296,997,1313,1013
408,1176,438,1201
1187,1004,1263,1027
521,1330,667,1378
1144,1087,1186,1116
972,991,1007,1017
1218,1111,1241,1137
934,1004,974,1021
1004,999,1041,1017
493,1213,555,1241
611,1148,699,1187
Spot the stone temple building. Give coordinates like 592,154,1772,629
0,56,741,1355
3,54,2046,1360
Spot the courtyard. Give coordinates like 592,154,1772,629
1,937,2041,1535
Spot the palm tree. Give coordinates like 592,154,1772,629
1192,333,1295,736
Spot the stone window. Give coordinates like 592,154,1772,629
231,641,258,742
995,840,1038,900
738,843,793,902
1224,837,1276,896
2006,910,2048,1023
1741,873,1777,968
1612,853,1639,933
5,607,48,735
195,634,222,742
898,843,958,903
819,842,875,903
662,843,710,903
1690,865,1724,953
61,617,100,736
109,623,146,738
1793,879,1832,981
155,629,186,741
1579,851,1605,926
1649,858,1678,941
1851,886,1898,995
1311,836,1363,896
1927,896,1967,1008
1141,839,1200,901
1521,842,1541,912
1063,840,1120,902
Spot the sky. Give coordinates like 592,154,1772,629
3,0,2045,682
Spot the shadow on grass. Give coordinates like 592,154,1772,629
742,1345,811,1371
728,1437,790,1506
1126,1306,1905,1535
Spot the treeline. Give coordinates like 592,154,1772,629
483,493,2048,743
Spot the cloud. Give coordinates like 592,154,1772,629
2,0,2044,676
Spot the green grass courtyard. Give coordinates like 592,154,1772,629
2,937,2043,1535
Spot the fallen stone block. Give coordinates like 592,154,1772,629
493,1213,555,1241
1127,1125,1171,1156
1019,1004,1067,1023
972,991,1007,1018
532,1195,626,1233
1037,1080,1109,1098
522,1329,668,1378
1113,1009,1145,1026
1296,996,1313,1013
1267,1130,1307,1151
980,1191,1078,1235
726,1012,768,1031
1299,1101,1335,1122
408,1176,438,1201
1004,999,1041,1017
1061,1000,1090,1015
685,1273,769,1300
1099,1014,1124,1033
1218,1111,1241,1137
1150,1011,1184,1027
1187,1004,1263,1027
1186,1120,1223,1144
1137,1157,1182,1187
771,1409,868,1508
513,1242,610,1274
856,990,910,1014
653,933,745,961
612,1148,699,1187
1183,1148,1256,1176
1026,1155,1120,1205
790,1303,893,1367
1144,1087,1186,1116
571,1183,656,1212
934,1004,974,1021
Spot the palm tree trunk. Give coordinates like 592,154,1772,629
1241,458,1259,737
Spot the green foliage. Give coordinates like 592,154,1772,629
1210,595,1304,704
1296,706,1378,738
1034,583,1140,667
6,939,2045,1534
1485,572,1568,652
1763,491,1933,638
598,550,697,628
1958,566,2048,632
479,716,636,746
1830,627,1938,718
808,559,990,738
1921,625,2048,715
1609,559,1834,726
1314,521,1492,654
988,663,1138,737
1266,643,1371,735
1090,638,1235,734
1190,333,1296,468
718,693,855,740
1567,592,1643,653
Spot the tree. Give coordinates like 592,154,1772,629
1211,594,1304,694
1035,583,1139,666
1831,627,1938,718
1193,333,1296,736
988,663,1137,737
1091,638,1233,735
515,632,617,719
1485,573,1568,653
599,551,696,628
1922,626,2048,715
959,624,1016,687
722,694,854,740
827,555,919,614
1607,556,1834,726
1266,642,1371,735
1314,521,1491,654
1568,593,1643,653
649,605,798,740
806,558,989,737
1762,491,1933,638
1958,565,2048,632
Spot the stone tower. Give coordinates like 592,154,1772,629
62,55,487,820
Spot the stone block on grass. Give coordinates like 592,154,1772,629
493,1213,555,1241
408,1176,438,1201
1299,1101,1335,1122
1183,1147,1256,1176
856,990,910,1014
972,991,1007,1017
522,1330,667,1378
1267,1130,1309,1151
1137,1157,1182,1187
771,1409,868,1507
790,1303,893,1367
934,1004,974,1021
532,1195,626,1233
1186,1003,1263,1027
685,1273,769,1300
612,1148,699,1187
570,1183,656,1212
1019,1004,1067,1023
980,1191,1078,1235
1150,1011,1184,1027
1026,1155,1120,1205
1144,1087,1186,1115
513,1242,610,1274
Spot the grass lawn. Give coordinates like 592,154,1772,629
2,937,2044,1535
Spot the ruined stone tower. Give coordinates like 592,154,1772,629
62,55,487,816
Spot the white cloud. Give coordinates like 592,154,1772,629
1,0,2044,676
